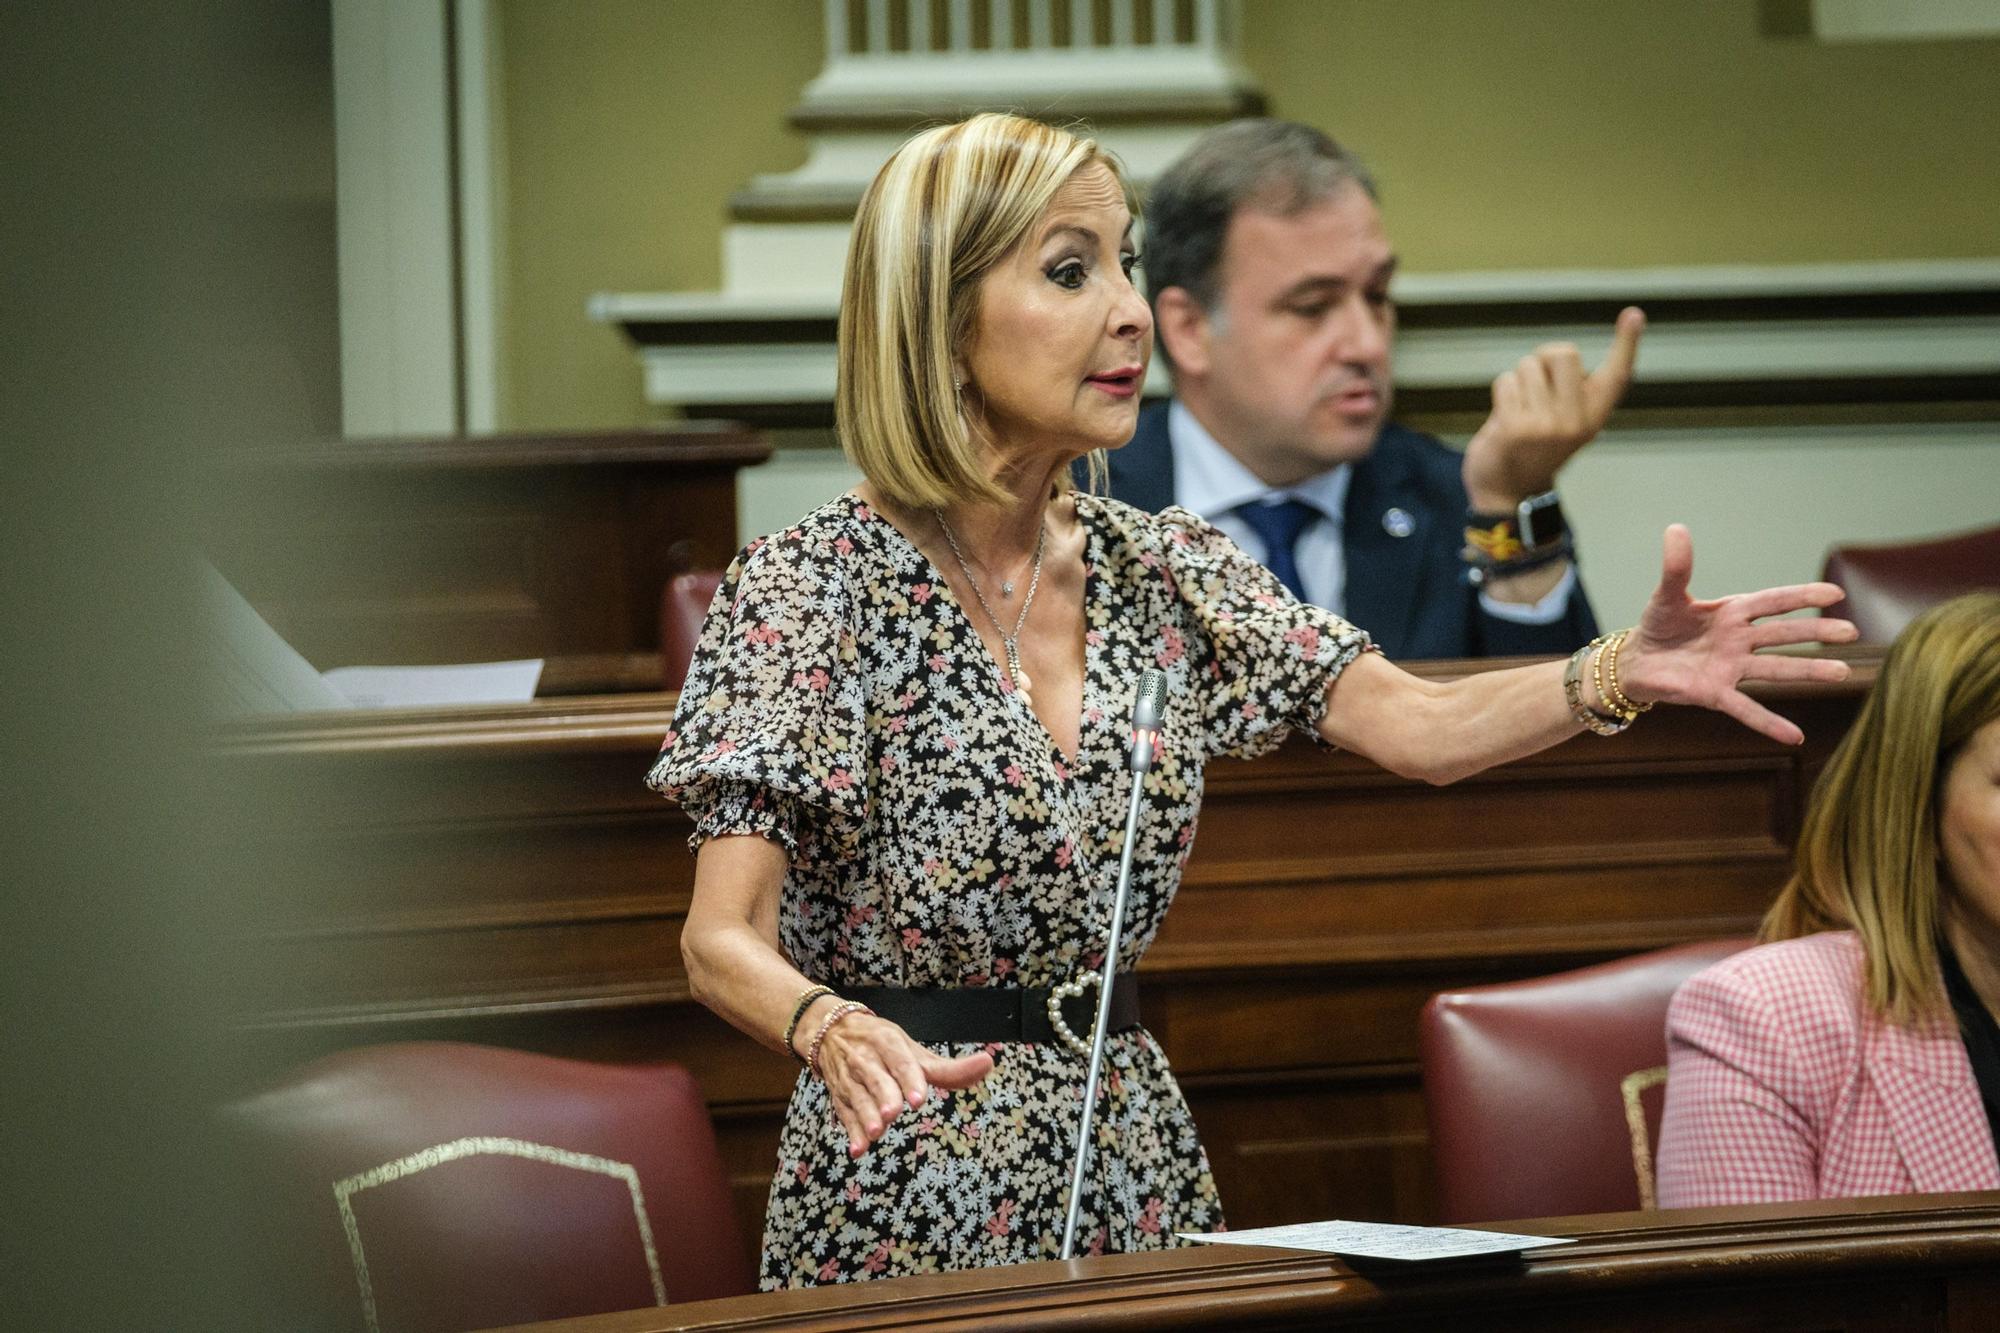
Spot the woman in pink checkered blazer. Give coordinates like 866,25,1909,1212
1658,592,2000,1208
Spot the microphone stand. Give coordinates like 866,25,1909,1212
1059,668,1167,1261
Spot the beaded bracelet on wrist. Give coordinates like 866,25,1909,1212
806,1000,873,1079
1566,635,1633,735
1589,632,1624,724
782,983,836,1065
1603,630,1654,716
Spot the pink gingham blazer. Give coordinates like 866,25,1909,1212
1656,930,2000,1208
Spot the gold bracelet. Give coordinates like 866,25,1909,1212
1590,630,1624,722
782,983,835,1064
1603,629,1653,715
806,1001,872,1079
1589,630,1644,726
1566,636,1630,735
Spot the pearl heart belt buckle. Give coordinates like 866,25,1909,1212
1046,972,1099,1057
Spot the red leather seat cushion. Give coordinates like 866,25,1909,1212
661,571,723,691
1420,938,1751,1223
230,1042,752,1331
1823,525,2000,643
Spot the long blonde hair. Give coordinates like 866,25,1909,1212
836,113,1125,510
1761,591,2000,1023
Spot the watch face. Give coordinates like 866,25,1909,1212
1519,493,1564,550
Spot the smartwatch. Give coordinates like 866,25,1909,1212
1466,490,1568,553
1463,490,1572,583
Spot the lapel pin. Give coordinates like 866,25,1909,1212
1383,507,1415,538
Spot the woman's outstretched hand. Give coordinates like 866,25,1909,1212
1618,525,1858,746
813,1011,995,1158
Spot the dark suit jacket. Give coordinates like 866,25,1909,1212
1091,400,1598,660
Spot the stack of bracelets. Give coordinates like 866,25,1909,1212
1461,490,1573,587
781,982,874,1078
1563,628,1653,734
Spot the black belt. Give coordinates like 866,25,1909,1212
852,974,1142,1053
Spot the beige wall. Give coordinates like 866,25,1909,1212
495,0,819,431
1245,0,2000,270
492,1,1999,620
495,0,2000,431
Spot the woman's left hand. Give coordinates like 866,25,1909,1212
1618,525,1858,746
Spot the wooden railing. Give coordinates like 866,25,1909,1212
218,651,1873,1269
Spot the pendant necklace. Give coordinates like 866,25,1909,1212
936,509,1048,706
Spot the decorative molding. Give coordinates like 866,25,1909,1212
786,46,1262,128
1812,0,2000,42
596,260,2000,422
602,0,1270,380
1391,258,2000,302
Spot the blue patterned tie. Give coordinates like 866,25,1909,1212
1236,498,1318,601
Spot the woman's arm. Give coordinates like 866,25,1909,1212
1320,525,1857,783
1319,652,1583,785
682,834,993,1158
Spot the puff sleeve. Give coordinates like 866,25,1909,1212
1158,506,1374,761
645,527,871,859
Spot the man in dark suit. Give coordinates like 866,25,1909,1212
1100,119,1644,659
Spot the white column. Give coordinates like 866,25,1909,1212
825,0,849,61
332,0,458,437
1152,0,1177,45
949,0,973,50
1194,0,1218,47
990,0,1014,48
1110,0,1137,46
453,0,504,434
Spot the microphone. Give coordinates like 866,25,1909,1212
1061,668,1167,1261
1126,668,1167,773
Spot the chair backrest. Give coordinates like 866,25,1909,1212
661,571,723,691
1821,524,2000,643
229,1042,753,1333
1419,937,1752,1223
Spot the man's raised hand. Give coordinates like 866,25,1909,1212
1462,305,1646,511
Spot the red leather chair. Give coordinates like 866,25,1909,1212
1822,524,2000,644
228,1042,753,1332
1419,937,1752,1223
661,571,723,691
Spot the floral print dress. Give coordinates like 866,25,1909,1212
648,491,1371,1289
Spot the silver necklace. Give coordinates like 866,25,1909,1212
936,509,1048,706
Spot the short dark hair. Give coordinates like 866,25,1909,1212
1143,119,1377,365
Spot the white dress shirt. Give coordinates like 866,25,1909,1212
1166,401,1575,624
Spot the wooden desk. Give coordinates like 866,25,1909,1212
478,1192,2000,1332
218,653,1873,1260
206,427,770,695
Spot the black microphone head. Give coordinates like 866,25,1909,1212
1131,668,1168,732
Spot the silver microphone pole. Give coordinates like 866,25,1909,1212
1059,668,1168,1261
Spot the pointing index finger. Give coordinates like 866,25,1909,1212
1585,305,1645,414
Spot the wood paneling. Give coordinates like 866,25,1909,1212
477,1192,2000,1332
205,428,770,693
217,653,1874,1267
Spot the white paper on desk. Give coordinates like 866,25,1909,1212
321,659,544,709
1178,1219,1575,1262
200,558,353,715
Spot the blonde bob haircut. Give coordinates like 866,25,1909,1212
1761,591,2000,1024
837,112,1126,510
